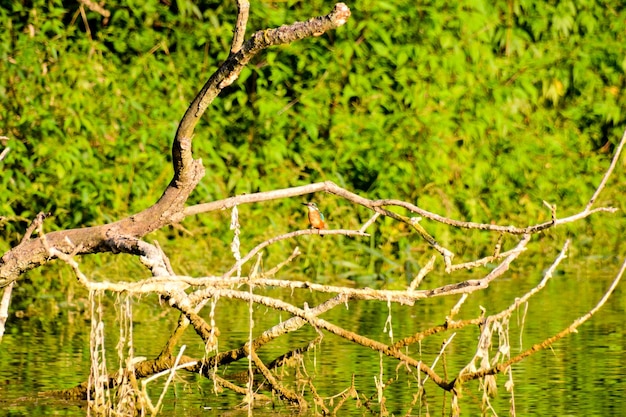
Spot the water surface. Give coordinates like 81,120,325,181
1,258,624,416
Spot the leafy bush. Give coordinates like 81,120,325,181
1,0,624,268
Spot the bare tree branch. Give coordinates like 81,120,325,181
172,3,351,185
2,1,623,413
0,4,352,287
0,146,9,162
454,257,626,386
585,128,626,211
231,0,250,54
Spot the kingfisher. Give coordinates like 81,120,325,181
302,202,327,233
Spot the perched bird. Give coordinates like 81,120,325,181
302,202,327,233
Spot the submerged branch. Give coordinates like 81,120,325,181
454,257,626,386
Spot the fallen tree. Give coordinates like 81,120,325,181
1,2,624,416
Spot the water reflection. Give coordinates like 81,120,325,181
1,265,625,416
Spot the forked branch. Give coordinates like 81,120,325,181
0,3,352,287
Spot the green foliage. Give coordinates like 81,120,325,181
1,0,624,277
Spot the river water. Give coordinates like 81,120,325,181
0,257,624,416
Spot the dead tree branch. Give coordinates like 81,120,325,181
454,257,626,386
0,3,352,287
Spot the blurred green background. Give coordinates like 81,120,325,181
0,0,624,293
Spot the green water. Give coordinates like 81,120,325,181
0,257,625,416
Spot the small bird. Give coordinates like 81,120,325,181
302,202,327,234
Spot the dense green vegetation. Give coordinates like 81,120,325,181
1,1,624,284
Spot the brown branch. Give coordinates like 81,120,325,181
306,378,332,415
54,352,197,399
211,372,271,403
250,350,305,407
198,295,347,370
21,212,49,242
454,257,626,386
188,288,452,390
265,336,323,371
172,3,351,182
393,317,482,350
0,5,352,288
0,198,199,287
231,0,250,54
157,313,191,358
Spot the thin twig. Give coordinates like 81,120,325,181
359,212,381,233
0,146,10,162
263,246,301,276
211,372,271,403
231,0,250,54
585,128,626,211
448,244,528,272
408,255,436,291
423,333,456,384
456,257,626,385
154,345,188,413
250,350,304,407
222,228,368,279
22,212,49,242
